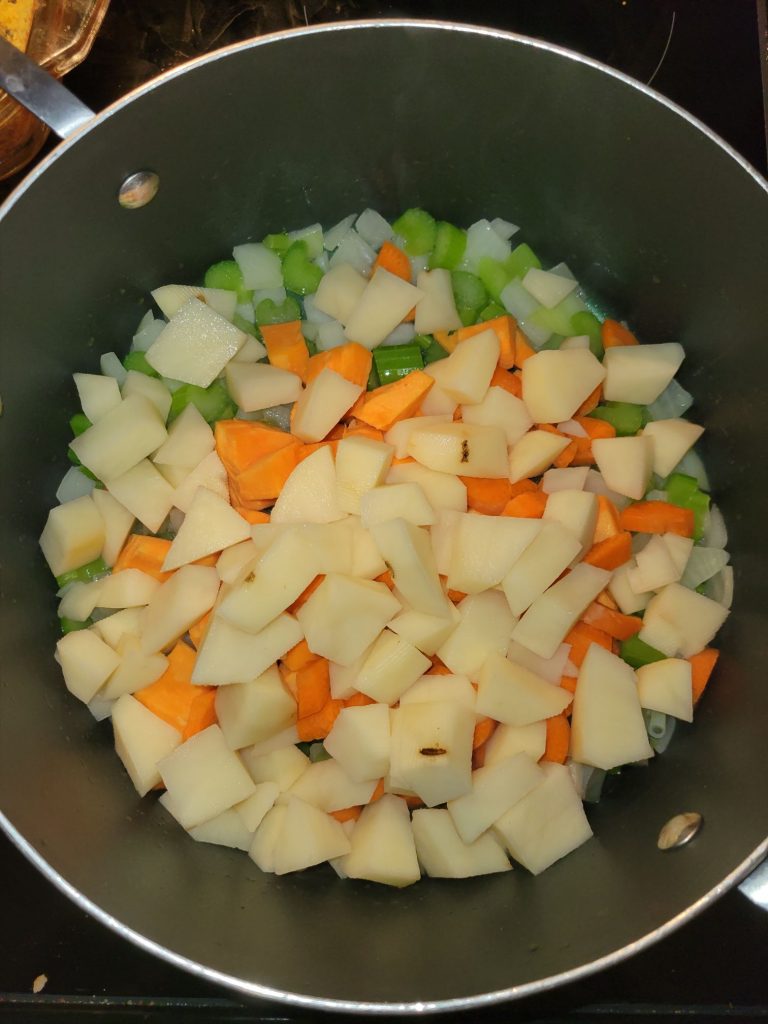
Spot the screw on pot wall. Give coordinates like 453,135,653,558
657,812,703,850
118,170,159,209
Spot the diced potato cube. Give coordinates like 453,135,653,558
501,522,582,617
389,701,475,807
543,489,598,555
592,436,653,500
483,721,547,767
509,430,570,483
288,759,378,812
414,268,462,334
344,268,422,349
40,494,105,577
638,582,728,658
239,744,309,792
324,703,391,782
412,808,511,878
603,343,685,404
335,435,394,514
386,606,459,656
407,422,509,478
447,513,542,594
386,462,467,513
235,782,280,832
273,796,352,875
100,635,168,699
437,591,516,679
476,651,572,726
106,459,176,534
187,808,254,851
356,629,432,703
270,445,345,524
642,418,705,478
225,361,303,412
636,658,693,722
112,693,182,796
73,372,121,422
369,517,450,618
152,403,214,468
291,369,362,443
162,488,251,571
521,349,605,423
447,752,543,843
56,628,120,703
139,564,220,655
215,665,297,749
69,394,167,483
151,284,237,321
461,386,533,446
91,490,134,567
432,329,500,404
248,804,287,873
97,568,160,608
360,483,435,528
145,297,245,387
343,794,421,888
122,371,172,421
172,451,229,514
191,612,302,685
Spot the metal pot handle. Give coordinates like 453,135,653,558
0,35,94,139
739,857,768,912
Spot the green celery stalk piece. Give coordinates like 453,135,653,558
282,240,324,296
373,343,424,384
255,296,302,326
304,335,318,357
204,259,253,303
529,303,577,338
263,232,291,255
69,413,92,437
620,635,666,669
478,301,505,321
666,472,701,502
56,556,110,589
367,364,380,391
123,350,160,377
232,313,259,338
590,402,646,436
504,243,541,280
422,338,449,365
169,378,237,424
570,310,604,359
429,221,467,269
392,208,437,256
451,270,487,312
60,616,93,634
476,258,512,302
540,335,564,350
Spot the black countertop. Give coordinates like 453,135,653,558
2,2,767,1020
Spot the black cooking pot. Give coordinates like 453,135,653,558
1,20,767,1014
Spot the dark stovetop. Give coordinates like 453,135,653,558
2,2,768,1021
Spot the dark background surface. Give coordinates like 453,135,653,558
2,1,768,1021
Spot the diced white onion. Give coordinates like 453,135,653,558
323,214,356,252
672,447,710,491
236,404,292,432
131,312,167,353
460,219,512,273
355,209,393,249
87,695,115,722
380,323,416,347
100,351,127,386
703,564,734,609
253,287,286,306
409,254,429,280
313,251,330,273
56,466,94,504
288,223,323,258
644,489,668,502
235,302,255,324
567,761,596,800
646,378,693,420
316,320,347,351
329,230,377,276
548,261,576,280
499,279,539,320
681,546,730,589
557,418,588,438
303,293,333,324
583,469,631,509
301,321,320,342
702,502,727,549
518,319,552,348
489,217,519,242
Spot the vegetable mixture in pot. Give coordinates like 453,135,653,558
38,208,732,885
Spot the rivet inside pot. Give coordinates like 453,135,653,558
658,812,704,850
118,170,159,209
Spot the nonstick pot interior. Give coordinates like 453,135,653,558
1,22,767,1013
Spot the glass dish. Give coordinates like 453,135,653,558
0,0,109,181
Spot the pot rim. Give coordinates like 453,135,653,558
2,17,767,1015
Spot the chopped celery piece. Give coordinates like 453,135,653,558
421,338,449,364
590,401,647,436
56,556,110,589
458,307,477,327
309,742,332,763
666,472,710,541
413,334,434,351
373,343,424,384
666,472,700,502
282,240,324,296
529,305,575,337
69,413,92,437
255,296,301,326
169,378,237,424
78,466,103,485
478,300,505,321
451,270,488,314
204,260,253,303
304,335,318,357
123,350,160,377
392,208,437,256
60,616,93,634
541,335,564,350
367,364,381,391
620,635,666,669
429,221,467,270
570,310,604,359
476,257,512,302
504,243,541,280
232,313,259,338
263,232,291,255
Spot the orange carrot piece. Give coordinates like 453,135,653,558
135,642,216,740
593,495,621,544
427,658,452,676
602,318,640,348
581,602,642,641
559,674,578,695
260,320,309,380
461,476,512,515
188,610,212,651
489,365,523,396
232,505,271,524
553,440,577,468
343,691,376,708
288,574,325,614
374,569,395,590
296,659,331,719
514,329,536,367
282,638,319,672
343,422,385,443
690,647,719,705
305,343,372,389
583,531,633,571
436,315,517,367
112,534,174,582
508,478,538,499
575,383,603,416
373,240,411,281
353,370,434,431
403,794,425,809
619,501,695,538
501,491,548,519
369,779,386,803
573,415,616,439
543,714,571,764
596,588,620,611
330,805,363,824
231,444,303,504
565,622,613,668
472,716,497,750
215,419,297,477
296,699,343,741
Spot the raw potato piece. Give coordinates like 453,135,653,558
163,488,251,571
638,582,728,658
324,703,391,782
69,395,168,483
73,372,121,423
603,343,685,404
191,613,302,685
291,368,363,443
386,462,467,513
412,809,511,878
522,267,577,307
288,759,377,812
313,262,368,323
387,606,459,657
235,782,281,832
172,451,229,514
40,494,105,577
188,809,254,851
483,722,547,767
335,435,394,515
437,591,517,679
55,629,120,703
145,297,246,387
447,752,543,843
447,513,542,594
158,724,256,829
642,418,705,478
139,564,220,655
122,371,172,422
360,483,435,528
592,436,653,501
91,489,135,567
543,490,598,555
389,701,475,807
414,268,462,334
570,644,653,769
106,459,176,534
296,574,401,666
344,268,423,349
100,635,168,699
407,422,509,478
152,404,214,468
476,652,572,726
636,658,693,722
270,446,344,524
225,361,303,412
215,665,297,749
249,805,288,873
399,673,476,711
433,329,500,405
356,629,432,704
240,745,309,791
152,284,237,321
461,387,533,447
509,430,571,484
385,414,451,460
370,518,450,618
112,694,182,796
272,796,352,875
493,763,593,875
344,794,421,888
502,522,582,617
522,350,605,424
